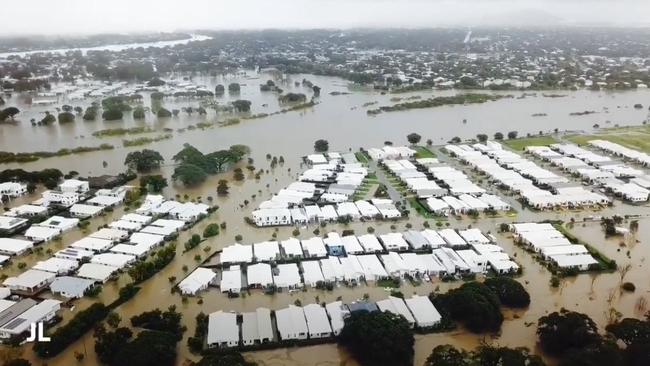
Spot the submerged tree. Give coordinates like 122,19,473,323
338,311,414,366
124,149,164,173
314,139,329,152
407,132,422,145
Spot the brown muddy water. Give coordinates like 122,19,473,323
2,73,650,365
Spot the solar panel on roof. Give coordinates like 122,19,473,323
2,317,26,330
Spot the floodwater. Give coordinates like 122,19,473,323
2,72,650,365
0,34,212,59
2,72,650,177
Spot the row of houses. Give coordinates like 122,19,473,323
2,196,208,298
253,152,394,226
446,142,610,210
527,144,649,202
0,183,132,249
220,228,506,265
590,139,650,167
0,216,80,264
0,182,27,198
510,222,598,270
0,293,61,342
251,198,401,226
206,295,440,348
179,229,518,296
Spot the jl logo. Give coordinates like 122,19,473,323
26,322,50,342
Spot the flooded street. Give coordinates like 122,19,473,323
2,72,650,365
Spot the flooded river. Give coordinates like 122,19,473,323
2,72,650,365
0,34,212,59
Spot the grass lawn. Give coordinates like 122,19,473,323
414,145,436,158
355,151,370,164
503,135,559,150
407,197,436,219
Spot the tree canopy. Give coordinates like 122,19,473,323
157,108,172,118
194,353,257,366
232,99,251,112
171,143,248,186
102,109,123,121
57,112,75,123
130,306,185,341
0,107,20,121
425,344,545,366
537,309,600,356
407,132,422,144
338,311,414,366
172,163,208,186
484,277,530,308
140,174,167,192
133,106,146,119
314,139,329,152
124,149,164,173
431,282,503,333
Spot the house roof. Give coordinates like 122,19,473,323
207,311,239,345
178,268,216,294
377,296,415,324
303,303,332,336
4,269,55,289
0,238,33,254
276,305,307,338
49,276,95,298
77,263,117,282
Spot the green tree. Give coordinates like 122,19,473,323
130,306,185,340
217,179,229,195
431,282,503,333
106,312,122,328
606,318,650,346
195,353,257,366
537,309,600,356
494,132,504,140
338,311,414,366
477,134,488,142
140,175,168,193
0,107,20,121
232,99,251,112
94,326,133,364
425,345,468,366
228,83,241,93
41,112,56,124
203,223,220,238
172,163,207,186
407,133,421,145
229,144,251,157
113,330,178,366
124,149,164,173
314,139,329,152
157,108,172,118
57,112,75,123
507,131,518,139
34,303,109,358
133,106,146,119
484,277,530,308
102,109,123,121
83,106,98,120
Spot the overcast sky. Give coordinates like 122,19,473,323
3,0,650,35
